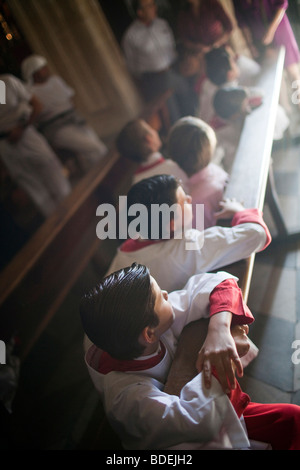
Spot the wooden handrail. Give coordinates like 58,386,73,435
164,47,286,396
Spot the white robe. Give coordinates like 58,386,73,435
0,74,71,217
30,75,107,172
85,271,252,450
106,217,267,292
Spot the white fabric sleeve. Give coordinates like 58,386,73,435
103,371,250,450
169,271,237,339
186,222,266,273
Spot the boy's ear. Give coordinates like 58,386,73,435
170,217,175,233
227,69,235,82
140,326,156,345
144,133,153,148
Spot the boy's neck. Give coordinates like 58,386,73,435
141,340,161,356
142,151,163,165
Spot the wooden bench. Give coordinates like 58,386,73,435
0,147,138,361
164,46,288,397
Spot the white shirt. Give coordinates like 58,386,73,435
30,75,74,123
122,18,177,77
133,152,188,188
106,216,267,292
85,271,251,450
0,74,32,133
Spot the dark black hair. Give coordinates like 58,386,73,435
205,47,232,86
213,86,248,120
116,119,150,162
80,263,157,360
126,174,180,239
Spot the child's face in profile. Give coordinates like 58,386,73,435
240,97,253,116
151,276,175,337
142,121,162,153
240,91,263,116
172,185,193,234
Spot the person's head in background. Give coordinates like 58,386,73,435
21,55,51,84
116,119,162,163
167,116,217,177
126,174,193,240
205,46,240,86
132,0,157,25
213,86,252,121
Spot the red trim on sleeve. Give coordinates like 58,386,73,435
228,381,251,417
231,208,272,251
209,278,254,325
212,369,250,417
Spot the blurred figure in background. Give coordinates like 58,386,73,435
21,55,108,175
0,73,71,218
122,0,196,122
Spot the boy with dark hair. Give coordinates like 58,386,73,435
80,263,300,450
107,174,271,292
198,45,261,123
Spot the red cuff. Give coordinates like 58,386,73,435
212,369,250,417
209,278,254,325
231,208,272,251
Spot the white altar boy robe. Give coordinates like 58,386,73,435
107,209,269,292
85,271,253,450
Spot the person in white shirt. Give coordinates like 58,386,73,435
116,118,188,187
81,263,300,450
106,174,271,292
0,74,71,217
21,55,107,174
122,0,195,121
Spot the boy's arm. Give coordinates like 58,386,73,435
197,311,242,394
263,7,286,45
190,202,271,274
215,198,272,251
196,278,254,393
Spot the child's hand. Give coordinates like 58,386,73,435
196,312,243,394
214,197,245,220
231,325,250,358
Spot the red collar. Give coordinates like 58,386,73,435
209,115,228,130
121,238,165,252
135,156,165,175
98,341,166,374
